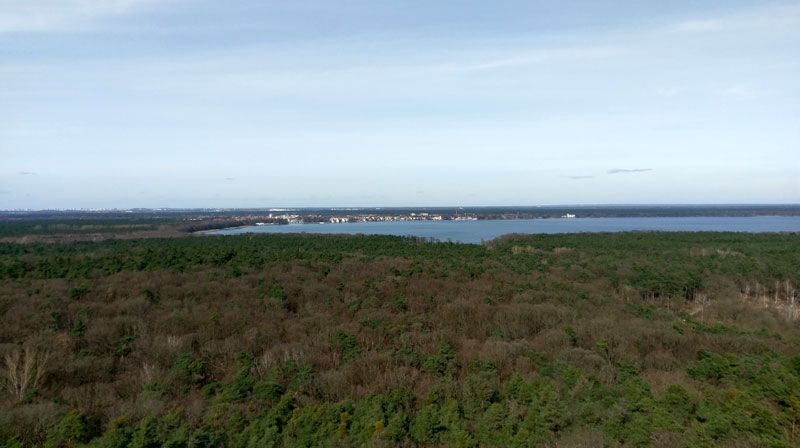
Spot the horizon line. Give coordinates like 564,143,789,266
2,203,800,213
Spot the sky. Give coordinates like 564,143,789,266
1,0,798,209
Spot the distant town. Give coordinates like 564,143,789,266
171,205,798,232
2,205,799,242
159,208,601,232
243,211,578,225
252,211,479,225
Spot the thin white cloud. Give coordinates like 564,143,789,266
608,169,652,174
669,3,800,34
436,53,549,72
714,84,768,99
0,0,156,33
127,44,627,100
4,126,83,136
671,19,724,33
654,87,682,97
745,3,800,29
435,47,624,73
18,171,37,175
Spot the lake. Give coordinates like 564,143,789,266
208,216,800,244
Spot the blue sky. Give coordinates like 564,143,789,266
1,0,798,209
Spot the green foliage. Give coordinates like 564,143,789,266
172,353,207,383
269,282,286,301
253,380,284,402
1,231,799,447
70,319,87,337
0,438,24,448
422,342,458,377
116,333,138,356
596,338,609,355
139,289,158,304
50,310,63,330
87,417,131,448
475,402,514,446
629,265,704,300
21,387,38,403
409,402,445,443
332,330,362,363
71,309,88,337
224,354,256,402
393,295,408,311
564,326,578,346
626,302,654,320
462,374,498,419
488,329,504,339
687,348,734,382
45,410,88,448
67,286,89,301
129,415,160,448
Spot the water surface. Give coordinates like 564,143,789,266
210,216,800,244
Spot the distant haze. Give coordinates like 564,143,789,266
1,0,798,209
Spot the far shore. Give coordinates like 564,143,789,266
193,225,252,235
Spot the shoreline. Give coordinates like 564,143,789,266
199,216,800,242
192,225,252,235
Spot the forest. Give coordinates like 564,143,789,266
0,231,799,447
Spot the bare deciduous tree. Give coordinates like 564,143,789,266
696,293,710,324
786,280,797,321
2,347,49,402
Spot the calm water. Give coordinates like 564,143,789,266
209,216,800,244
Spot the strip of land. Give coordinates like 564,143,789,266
2,205,799,242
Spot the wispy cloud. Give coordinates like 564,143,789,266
18,171,36,175
139,44,627,99
436,53,549,73
654,87,682,97
567,175,595,180
0,190,11,195
0,0,156,33
671,19,724,33
714,84,767,99
669,3,800,34
434,47,623,73
224,177,234,181
608,168,652,174
4,126,83,136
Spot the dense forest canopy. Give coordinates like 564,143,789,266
1,232,799,447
